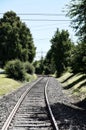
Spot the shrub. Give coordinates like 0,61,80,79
5,59,25,81
24,62,35,74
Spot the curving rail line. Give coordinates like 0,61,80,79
1,77,59,130
45,79,59,130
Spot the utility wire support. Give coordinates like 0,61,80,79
36,51,47,60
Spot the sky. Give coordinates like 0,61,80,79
0,0,77,60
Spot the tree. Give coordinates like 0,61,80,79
0,11,36,67
67,0,86,73
51,28,73,77
70,42,86,73
67,0,86,42
44,49,56,74
35,57,44,74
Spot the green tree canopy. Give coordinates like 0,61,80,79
67,0,86,42
70,42,86,73
67,0,86,74
51,28,73,77
0,11,36,67
44,49,56,74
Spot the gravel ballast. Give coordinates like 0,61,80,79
47,77,86,130
0,77,86,130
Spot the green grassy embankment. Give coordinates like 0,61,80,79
0,73,37,97
57,72,86,101
0,74,22,96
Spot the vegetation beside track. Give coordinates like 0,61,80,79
0,73,37,97
57,72,86,100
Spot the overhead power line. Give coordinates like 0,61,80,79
0,13,66,16
18,13,66,16
0,12,70,22
21,19,71,21
29,23,61,28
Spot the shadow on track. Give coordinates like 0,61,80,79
51,102,86,130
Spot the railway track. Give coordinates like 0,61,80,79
1,77,59,130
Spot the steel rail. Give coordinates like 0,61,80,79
1,77,42,130
45,78,59,130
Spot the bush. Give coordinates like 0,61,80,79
24,62,35,74
5,59,25,81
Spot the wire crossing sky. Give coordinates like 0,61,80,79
0,0,77,60
0,13,66,15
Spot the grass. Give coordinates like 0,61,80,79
0,73,37,97
0,74,22,96
57,72,86,100
25,73,37,82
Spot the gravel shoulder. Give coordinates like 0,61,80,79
47,77,86,130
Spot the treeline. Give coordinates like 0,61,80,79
35,30,86,77
34,29,77,77
35,0,86,77
0,0,86,80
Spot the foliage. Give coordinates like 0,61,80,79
70,42,86,73
67,0,86,42
34,57,44,74
50,28,73,77
44,49,56,75
66,0,86,74
44,66,51,75
5,59,25,81
24,61,35,74
0,11,36,67
25,73,37,82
